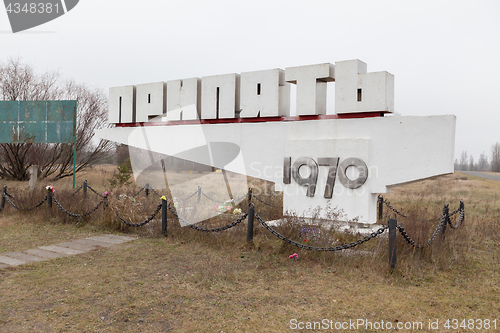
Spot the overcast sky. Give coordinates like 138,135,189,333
1,0,499,162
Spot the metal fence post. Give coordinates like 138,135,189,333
378,195,383,220
83,180,88,197
247,203,255,243
388,214,397,270
47,189,53,209
197,186,201,203
442,203,449,239
145,183,150,197
247,188,252,207
162,198,167,236
0,186,6,211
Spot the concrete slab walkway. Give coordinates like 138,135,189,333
0,234,136,269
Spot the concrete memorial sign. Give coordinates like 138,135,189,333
96,59,455,224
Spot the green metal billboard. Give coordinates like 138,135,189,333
0,100,76,143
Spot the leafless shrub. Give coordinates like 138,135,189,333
0,57,113,181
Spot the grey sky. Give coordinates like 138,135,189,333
1,0,499,162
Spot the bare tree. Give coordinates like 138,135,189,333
469,155,476,171
0,57,113,180
491,142,500,172
458,151,469,171
478,152,489,171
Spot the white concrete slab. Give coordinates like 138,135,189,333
2,252,46,262
103,234,137,242
0,255,27,266
24,248,67,259
87,236,128,244
38,245,85,255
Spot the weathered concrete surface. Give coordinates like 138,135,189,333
24,248,67,259
73,239,113,248
87,235,129,244
2,252,46,262
38,245,85,255
0,234,138,269
56,241,100,252
0,255,28,266
103,234,137,242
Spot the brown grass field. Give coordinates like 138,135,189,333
0,168,499,332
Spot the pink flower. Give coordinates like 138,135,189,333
103,191,109,197
289,253,299,259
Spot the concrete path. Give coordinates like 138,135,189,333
461,171,500,182
0,234,136,269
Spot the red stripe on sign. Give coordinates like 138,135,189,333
115,112,385,127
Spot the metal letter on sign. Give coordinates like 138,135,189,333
291,157,318,197
337,157,368,189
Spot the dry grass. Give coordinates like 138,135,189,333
0,171,499,332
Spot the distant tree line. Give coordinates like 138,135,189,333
455,142,500,172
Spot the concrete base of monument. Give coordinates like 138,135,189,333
264,218,386,236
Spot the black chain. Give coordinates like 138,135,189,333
4,193,48,211
447,203,465,229
71,185,84,196
382,198,409,218
251,194,278,207
86,185,103,197
133,187,145,197
200,191,226,204
256,213,387,251
53,196,81,218
115,203,162,227
234,193,248,203
449,207,460,217
180,190,199,201
4,195,21,210
397,214,447,248
52,195,104,218
150,188,162,198
166,204,248,232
